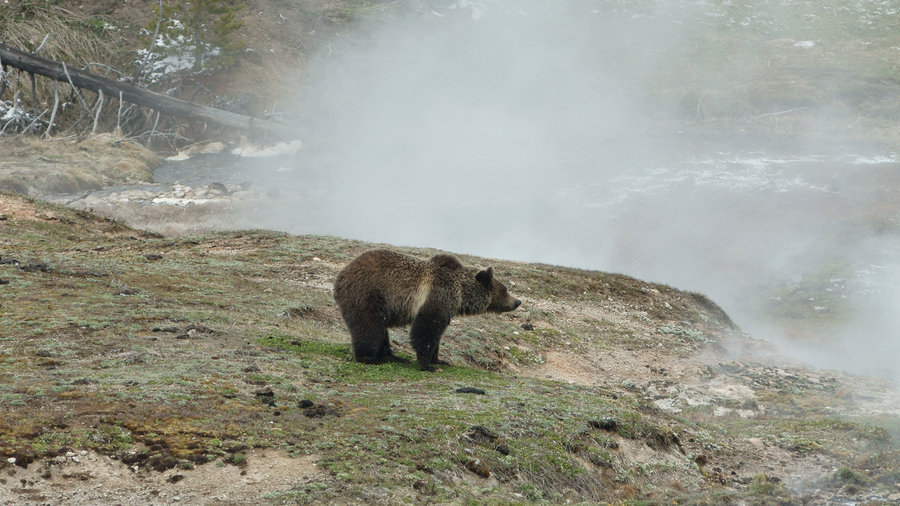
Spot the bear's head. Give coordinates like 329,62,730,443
476,267,521,313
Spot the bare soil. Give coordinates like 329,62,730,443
2,449,322,505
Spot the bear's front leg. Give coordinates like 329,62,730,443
409,307,451,372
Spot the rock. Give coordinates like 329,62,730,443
303,403,340,418
199,142,225,154
255,388,277,406
464,425,498,444
362,486,391,500
255,387,276,406
748,438,765,450
207,182,229,194
465,458,491,478
588,417,618,432
455,387,486,395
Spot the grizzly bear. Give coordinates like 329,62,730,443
333,249,521,371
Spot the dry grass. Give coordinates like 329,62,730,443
1,4,142,135
2,6,124,65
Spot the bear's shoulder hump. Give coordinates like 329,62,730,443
429,254,463,270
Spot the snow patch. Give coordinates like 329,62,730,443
165,152,191,161
230,140,303,158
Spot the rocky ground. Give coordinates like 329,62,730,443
2,191,900,504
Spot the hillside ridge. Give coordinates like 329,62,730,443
2,192,899,504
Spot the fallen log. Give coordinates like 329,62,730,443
0,43,296,138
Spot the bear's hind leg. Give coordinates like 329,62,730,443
344,313,390,364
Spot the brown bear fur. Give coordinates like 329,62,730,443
333,249,521,371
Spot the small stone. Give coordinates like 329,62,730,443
255,387,276,406
748,438,765,450
207,182,228,194
7,457,15,464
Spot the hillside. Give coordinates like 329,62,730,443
2,0,900,503
1,192,899,504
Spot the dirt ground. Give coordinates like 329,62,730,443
2,449,322,505
4,191,900,504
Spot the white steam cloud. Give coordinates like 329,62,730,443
281,1,687,259
250,0,899,381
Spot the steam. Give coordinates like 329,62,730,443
254,1,898,381
279,2,690,257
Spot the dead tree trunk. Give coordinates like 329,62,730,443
0,43,296,138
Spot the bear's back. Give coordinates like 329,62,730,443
334,250,437,326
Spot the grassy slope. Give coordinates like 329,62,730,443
2,193,898,504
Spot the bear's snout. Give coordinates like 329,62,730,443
512,299,521,310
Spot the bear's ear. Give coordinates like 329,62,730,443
476,266,494,286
